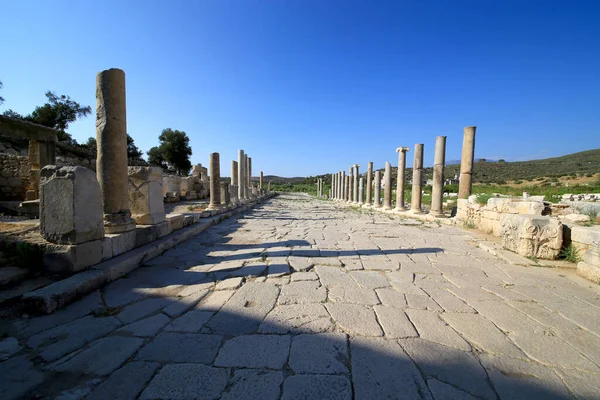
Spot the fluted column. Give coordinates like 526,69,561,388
238,150,245,200
96,68,135,233
383,161,392,210
410,144,424,213
208,152,221,209
374,170,382,208
358,177,364,205
430,136,447,217
395,147,409,211
459,126,476,199
366,162,373,205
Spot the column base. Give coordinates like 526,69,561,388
207,203,222,210
407,209,425,215
384,206,393,210
429,211,447,218
395,206,407,212
104,212,136,234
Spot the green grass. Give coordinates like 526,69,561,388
580,208,600,226
463,220,477,229
474,194,494,206
559,243,580,263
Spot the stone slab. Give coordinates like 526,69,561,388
86,361,160,400
136,332,222,364
215,334,290,369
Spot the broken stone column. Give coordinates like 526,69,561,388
96,68,135,233
220,181,230,206
128,166,165,225
459,126,476,199
353,165,359,203
383,161,393,210
208,152,221,209
374,170,382,208
40,166,104,244
395,147,409,211
430,136,447,217
358,177,365,205
238,150,245,200
366,162,373,205
410,144,424,214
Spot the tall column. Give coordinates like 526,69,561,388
459,126,476,199
248,156,253,197
220,181,230,206
410,144,424,214
395,147,409,211
331,174,335,200
341,171,346,201
268,181,271,192
383,161,392,210
231,160,239,203
374,170,382,207
208,152,221,209
96,68,135,233
346,175,351,202
430,136,447,217
338,172,343,201
358,177,364,205
353,165,359,203
238,150,245,200
260,171,263,191
366,162,373,205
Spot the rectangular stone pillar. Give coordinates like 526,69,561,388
459,126,476,199
208,152,221,209
366,162,373,205
374,170,381,208
430,136,447,217
238,150,245,200
410,144,424,214
395,147,409,211
96,68,135,233
128,166,165,225
383,161,392,210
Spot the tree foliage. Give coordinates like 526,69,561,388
83,134,144,160
147,128,193,176
0,80,4,105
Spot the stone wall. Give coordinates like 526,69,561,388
0,153,30,200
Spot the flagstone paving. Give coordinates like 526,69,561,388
2,193,600,399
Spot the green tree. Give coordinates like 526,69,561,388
83,134,143,160
0,80,4,105
84,137,97,154
147,128,192,175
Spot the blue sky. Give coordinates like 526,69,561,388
1,1,599,176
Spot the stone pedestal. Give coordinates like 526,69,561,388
366,162,373,205
395,147,409,211
358,177,364,205
238,150,245,200
410,144,424,214
208,152,221,209
374,170,382,208
459,126,476,199
383,161,392,210
40,166,104,245
128,166,165,225
430,136,447,217
96,68,135,233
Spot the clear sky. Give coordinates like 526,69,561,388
1,1,599,177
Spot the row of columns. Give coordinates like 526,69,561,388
329,127,476,216
316,178,324,197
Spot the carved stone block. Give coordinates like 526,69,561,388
500,214,563,260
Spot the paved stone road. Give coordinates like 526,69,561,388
2,193,600,399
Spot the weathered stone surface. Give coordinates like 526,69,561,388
427,378,478,400
114,314,170,337
278,280,326,304
86,361,160,400
140,363,229,400
136,332,222,364
0,355,45,400
164,310,213,333
289,333,348,374
406,309,471,351
349,270,390,289
259,304,333,334
116,297,171,324
0,337,21,361
128,166,165,225
222,369,284,400
290,271,318,281
215,335,290,369
328,285,380,305
282,375,352,400
40,166,104,244
288,256,314,271
215,277,244,290
375,287,407,308
325,303,383,336
500,214,563,259
374,305,417,338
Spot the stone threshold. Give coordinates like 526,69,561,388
22,194,277,314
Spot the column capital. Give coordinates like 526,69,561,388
396,147,410,153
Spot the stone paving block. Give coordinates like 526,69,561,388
139,363,229,400
195,289,235,311
554,368,600,400
374,305,418,338
222,369,284,400
214,335,290,369
349,270,390,289
164,310,214,333
0,337,21,361
282,375,352,400
291,248,320,257
136,332,222,364
400,338,496,400
313,256,343,267
163,289,210,317
339,256,363,270
390,281,426,294
86,361,160,400
27,315,121,362
215,277,244,291
0,355,45,400
423,288,475,313
289,333,348,374
328,285,380,305
116,297,172,324
278,280,327,304
114,314,170,337
267,262,291,276
406,309,471,351
259,304,334,334
386,270,414,283
405,294,443,311
49,336,144,376
266,276,290,285
325,303,383,336
229,263,267,278
427,378,478,400
314,266,355,287
360,255,398,270
290,271,318,281
207,283,279,336
351,337,431,400
375,288,407,308
287,256,314,271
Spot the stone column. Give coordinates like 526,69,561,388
346,175,351,202
341,171,346,201
231,160,239,203
358,177,364,205
430,136,447,217
331,174,335,200
96,68,135,233
410,144,424,214
374,170,382,207
238,150,245,200
208,152,221,209
248,157,252,193
338,172,343,201
459,126,476,199
383,161,392,210
353,165,359,203
366,162,373,205
395,147,409,211
220,181,230,206
268,181,271,192
260,171,264,191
